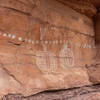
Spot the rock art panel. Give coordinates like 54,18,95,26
0,0,96,98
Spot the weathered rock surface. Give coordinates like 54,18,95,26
57,0,97,17
0,0,99,99
1,84,100,100
86,64,100,84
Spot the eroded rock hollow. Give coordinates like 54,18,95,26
0,0,100,100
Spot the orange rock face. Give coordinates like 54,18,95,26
0,0,97,98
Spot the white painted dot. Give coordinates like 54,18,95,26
3,33,7,37
18,37,22,41
28,39,31,43
11,35,16,39
53,40,57,44
8,34,12,38
55,40,59,44
45,40,48,44
60,40,63,44
32,40,35,44
36,40,39,44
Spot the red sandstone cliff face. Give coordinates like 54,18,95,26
0,0,99,99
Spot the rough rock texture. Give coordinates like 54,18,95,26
1,84,100,100
0,0,99,99
57,0,97,17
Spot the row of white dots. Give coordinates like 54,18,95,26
25,39,64,44
0,33,23,41
0,32,95,48
0,33,67,44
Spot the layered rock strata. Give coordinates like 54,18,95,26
1,84,100,100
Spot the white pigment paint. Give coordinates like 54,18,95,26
36,51,57,73
0,31,95,49
3,33,7,37
11,35,16,39
18,37,22,41
59,44,74,68
8,34,12,38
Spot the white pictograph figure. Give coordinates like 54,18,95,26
36,51,57,73
35,26,57,73
59,44,74,68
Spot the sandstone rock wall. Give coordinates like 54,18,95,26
0,0,98,98
95,9,100,45
57,0,97,17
